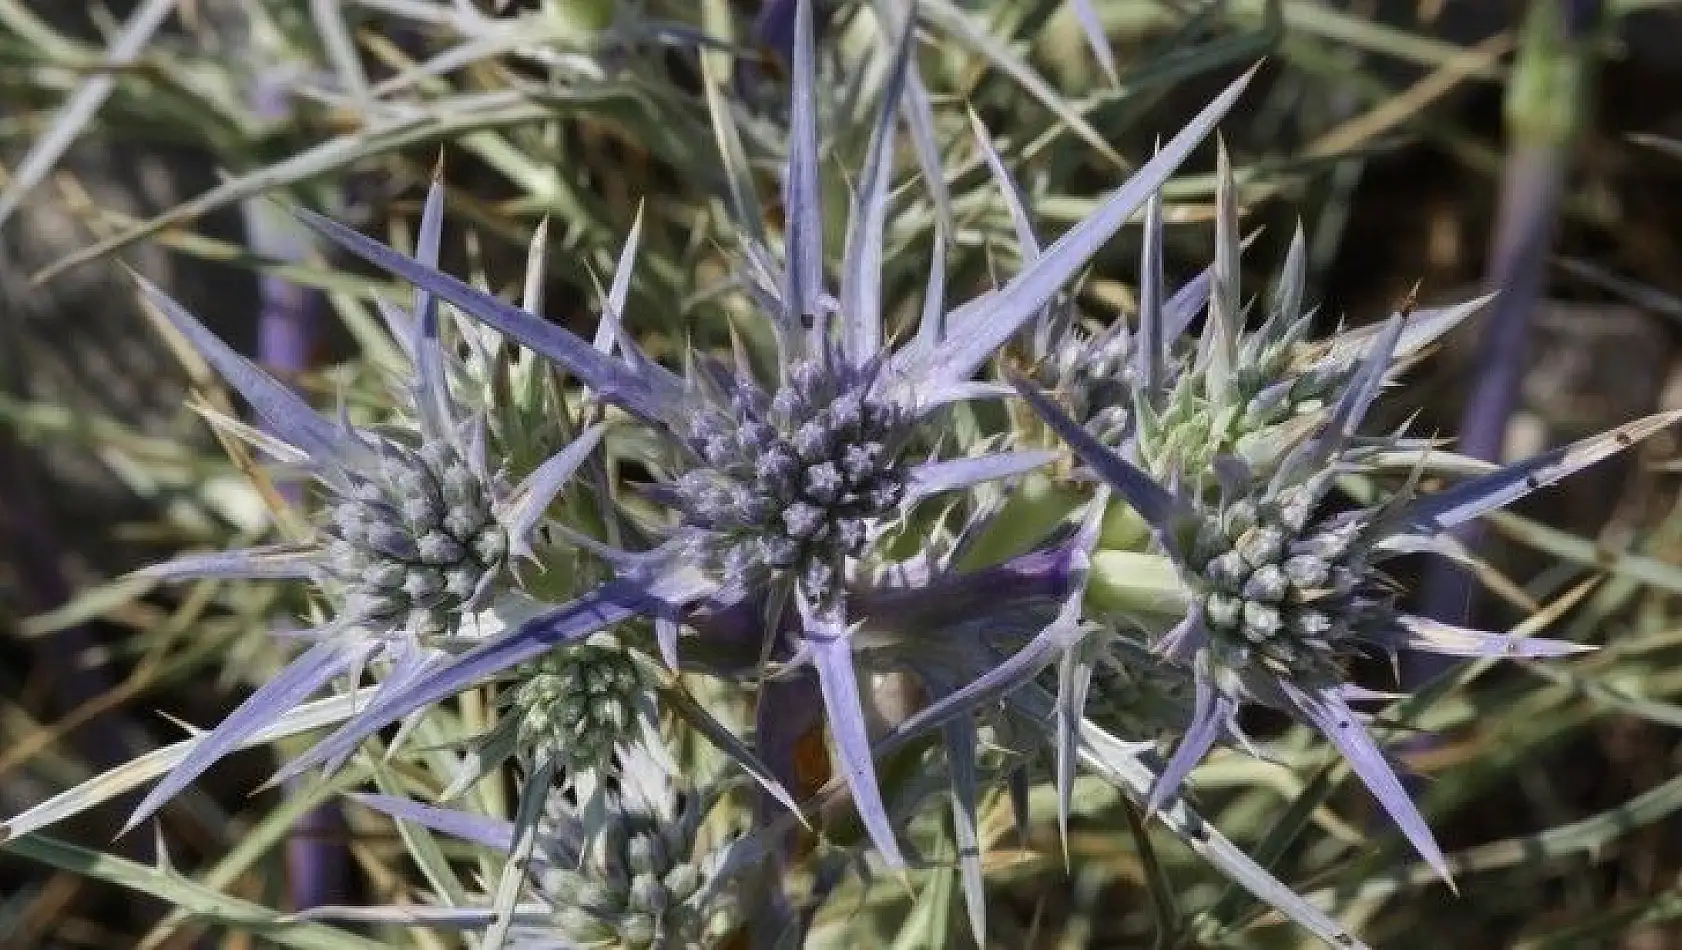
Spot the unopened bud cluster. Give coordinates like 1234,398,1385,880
1037,328,1136,446
1140,313,1353,479
323,438,508,635
674,357,909,597
512,645,642,775
1230,327,1350,433
540,784,735,948
1187,477,1381,677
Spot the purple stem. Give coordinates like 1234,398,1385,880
1412,143,1569,641
1411,0,1600,692
0,439,157,868
243,73,346,911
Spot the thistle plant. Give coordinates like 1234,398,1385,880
864,130,1679,902
999,151,1682,879
17,2,1682,948
265,0,1253,878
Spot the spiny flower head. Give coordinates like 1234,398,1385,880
541,767,739,949
1017,308,1682,881
117,176,605,835
672,354,910,600
345,747,746,950
1033,323,1137,446
966,106,1145,450
324,432,509,636
1185,468,1385,683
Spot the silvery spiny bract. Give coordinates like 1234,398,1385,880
341,745,747,949
276,0,1256,875
115,179,606,834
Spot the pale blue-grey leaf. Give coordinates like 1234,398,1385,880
499,424,606,560
1136,192,1166,398
123,638,370,836
800,598,905,870
1013,378,1181,532
783,0,825,327
139,544,320,582
1399,410,1682,532
293,208,685,425
1069,0,1119,84
840,12,915,366
916,67,1255,387
347,792,515,851
1146,658,1235,815
1391,615,1594,659
137,277,352,469
904,451,1055,504
1278,680,1450,884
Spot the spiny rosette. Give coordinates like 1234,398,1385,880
509,644,643,775
541,779,740,948
672,355,910,598
115,256,607,836
325,435,510,636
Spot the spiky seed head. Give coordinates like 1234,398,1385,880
1184,473,1391,678
1035,326,1138,445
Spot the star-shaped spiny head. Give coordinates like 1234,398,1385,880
116,176,607,835
1014,307,1681,882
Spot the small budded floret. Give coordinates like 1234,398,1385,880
511,644,644,777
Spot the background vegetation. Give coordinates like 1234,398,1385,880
6,0,1682,946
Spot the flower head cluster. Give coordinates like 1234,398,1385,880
1034,325,1137,446
279,0,1253,883
930,120,1673,893
326,739,743,948
341,746,745,950
1186,471,1374,680
1018,296,1674,878
542,771,738,948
